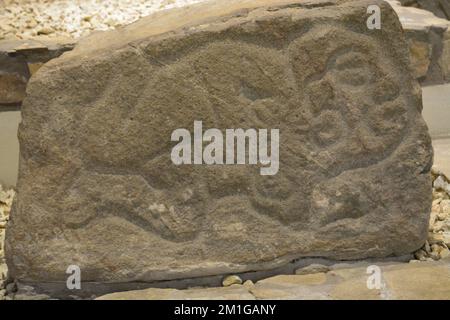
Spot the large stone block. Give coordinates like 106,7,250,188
0,54,29,107
387,0,450,84
0,38,76,108
6,0,433,295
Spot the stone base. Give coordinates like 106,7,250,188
10,258,450,300
9,255,413,300
96,259,450,300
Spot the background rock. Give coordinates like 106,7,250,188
399,0,450,21
388,0,450,85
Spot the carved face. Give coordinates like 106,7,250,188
251,26,411,226
287,26,407,176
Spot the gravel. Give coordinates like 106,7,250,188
0,184,14,301
0,0,206,40
411,168,450,262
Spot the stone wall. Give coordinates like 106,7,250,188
0,38,75,110
388,1,450,85
399,0,450,20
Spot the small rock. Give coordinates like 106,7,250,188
431,166,443,176
430,251,440,260
440,200,450,215
414,249,427,261
440,248,450,259
6,282,17,294
0,265,7,281
431,244,443,254
37,27,54,35
428,232,445,245
409,259,421,264
295,263,330,275
0,192,7,205
434,176,449,191
433,221,446,233
434,191,449,201
429,212,438,230
432,198,442,207
25,18,37,29
424,240,431,254
437,211,448,221
443,233,450,247
243,280,254,288
222,275,243,287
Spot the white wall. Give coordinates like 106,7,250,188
422,83,450,139
0,111,20,188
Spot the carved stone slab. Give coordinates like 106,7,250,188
6,0,432,292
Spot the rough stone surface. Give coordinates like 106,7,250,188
6,0,433,296
4,169,449,300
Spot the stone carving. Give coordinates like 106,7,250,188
6,0,432,295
